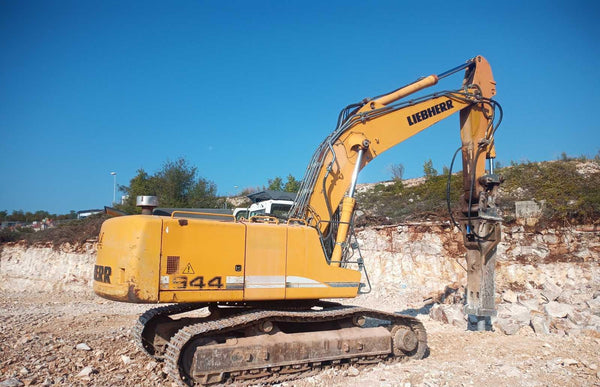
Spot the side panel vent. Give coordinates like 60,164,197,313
166,256,180,274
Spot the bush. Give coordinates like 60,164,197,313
0,228,20,243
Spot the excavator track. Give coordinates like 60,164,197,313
133,303,208,359
163,303,427,386
134,300,324,359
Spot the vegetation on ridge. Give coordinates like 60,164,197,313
356,155,600,226
2,154,599,246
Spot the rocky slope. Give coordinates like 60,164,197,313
355,224,600,336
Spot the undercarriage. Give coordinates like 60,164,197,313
134,301,427,386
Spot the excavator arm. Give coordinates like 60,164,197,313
290,55,503,326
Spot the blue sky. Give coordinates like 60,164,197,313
1,1,599,214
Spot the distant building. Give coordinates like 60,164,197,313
0,221,21,229
76,209,103,219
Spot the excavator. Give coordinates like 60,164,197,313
94,55,503,386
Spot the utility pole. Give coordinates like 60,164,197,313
110,172,117,205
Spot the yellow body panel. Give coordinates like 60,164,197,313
244,223,287,300
158,218,245,303
285,225,360,299
94,215,361,303
94,215,162,303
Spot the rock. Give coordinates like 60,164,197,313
588,315,600,329
530,314,550,334
502,289,518,303
495,319,520,335
518,324,535,336
567,310,588,326
75,343,91,351
76,366,95,378
541,281,562,303
442,305,466,328
121,355,132,365
550,317,576,335
429,304,444,322
18,368,28,376
586,297,600,314
0,378,24,387
145,361,158,371
428,304,464,327
557,289,576,304
347,366,360,377
518,293,541,312
545,302,573,318
498,303,531,324
561,358,578,366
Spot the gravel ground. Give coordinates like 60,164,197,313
1,291,599,387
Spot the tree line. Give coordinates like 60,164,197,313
0,210,77,223
2,157,455,220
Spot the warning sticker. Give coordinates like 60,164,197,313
182,263,195,275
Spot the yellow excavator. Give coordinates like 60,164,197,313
94,55,503,386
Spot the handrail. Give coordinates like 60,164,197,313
169,211,235,220
287,218,307,226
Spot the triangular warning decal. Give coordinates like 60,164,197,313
182,263,195,274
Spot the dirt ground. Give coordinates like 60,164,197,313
1,290,599,387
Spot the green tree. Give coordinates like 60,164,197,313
423,159,438,179
266,175,300,192
117,169,154,214
188,176,219,208
8,210,25,222
117,158,219,214
154,159,198,208
283,174,300,192
267,177,283,191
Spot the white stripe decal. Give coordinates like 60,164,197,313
246,284,286,289
245,275,285,289
285,275,327,288
228,275,334,289
226,276,244,284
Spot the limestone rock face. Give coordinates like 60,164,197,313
0,243,95,292
0,223,598,338
354,223,599,337
356,224,599,303
356,224,467,300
